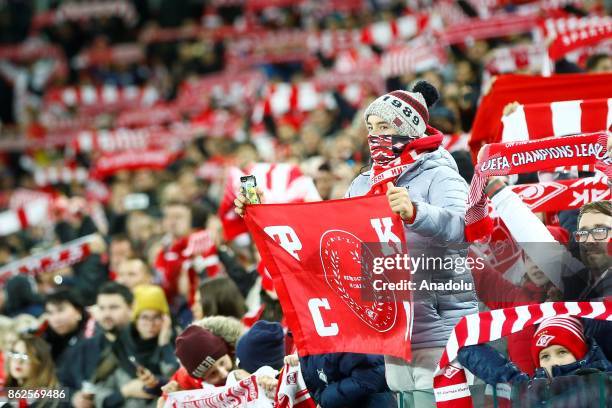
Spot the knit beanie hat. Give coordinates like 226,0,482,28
235,320,285,373
131,284,170,320
364,81,439,138
175,325,230,378
531,316,588,366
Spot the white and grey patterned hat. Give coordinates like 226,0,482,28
364,81,439,138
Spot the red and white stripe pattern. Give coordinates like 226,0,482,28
44,84,159,112
501,98,612,142
484,44,544,75
0,234,94,284
276,363,316,408
438,13,539,45
73,125,196,153
541,16,612,60
116,105,181,128
442,133,470,153
253,81,373,119
1,193,51,236
433,301,612,408
32,1,137,28
33,166,89,186
92,149,179,179
218,163,320,241
381,36,447,78
182,230,222,277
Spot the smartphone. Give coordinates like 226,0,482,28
240,175,260,204
128,355,145,374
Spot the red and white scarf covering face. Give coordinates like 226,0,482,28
367,125,444,195
465,131,611,242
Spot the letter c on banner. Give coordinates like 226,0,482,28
308,298,338,337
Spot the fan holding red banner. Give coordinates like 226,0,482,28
236,80,478,407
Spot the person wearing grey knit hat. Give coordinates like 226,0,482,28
363,81,438,139
350,81,477,406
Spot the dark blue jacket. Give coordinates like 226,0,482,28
457,339,611,386
299,353,395,408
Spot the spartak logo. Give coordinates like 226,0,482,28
443,365,460,379
320,230,397,332
512,182,567,210
536,334,555,348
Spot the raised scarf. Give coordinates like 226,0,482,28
465,131,611,242
367,125,444,195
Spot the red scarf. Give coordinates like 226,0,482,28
367,125,444,195
466,131,611,242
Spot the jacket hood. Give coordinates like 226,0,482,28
534,339,612,379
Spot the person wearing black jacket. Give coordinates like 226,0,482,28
40,289,93,388
63,282,134,408
299,352,395,408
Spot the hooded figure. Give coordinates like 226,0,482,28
2,275,43,317
345,81,478,405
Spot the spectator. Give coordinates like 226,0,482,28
109,234,135,279
1,274,44,317
6,334,59,402
347,81,477,405
196,276,247,320
174,325,233,386
116,258,154,291
235,320,285,373
93,284,177,407
458,316,611,407
298,352,395,408
40,289,93,383
62,282,134,407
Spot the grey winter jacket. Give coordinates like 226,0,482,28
346,147,478,350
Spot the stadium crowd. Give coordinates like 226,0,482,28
0,0,610,407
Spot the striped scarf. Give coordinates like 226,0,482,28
433,301,612,408
465,131,611,242
367,125,444,195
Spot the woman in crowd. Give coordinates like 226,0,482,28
93,284,178,408
5,333,61,407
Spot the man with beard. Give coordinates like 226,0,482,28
564,200,612,361
575,201,611,298
563,201,611,300
66,282,134,408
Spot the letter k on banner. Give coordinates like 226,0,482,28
244,194,413,361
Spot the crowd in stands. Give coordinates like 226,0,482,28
0,0,610,407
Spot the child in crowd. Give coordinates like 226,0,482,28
458,316,612,385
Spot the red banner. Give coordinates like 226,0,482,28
92,149,178,178
244,195,412,360
509,175,611,213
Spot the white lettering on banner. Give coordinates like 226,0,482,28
370,218,402,243
569,189,610,206
264,226,302,260
308,298,339,337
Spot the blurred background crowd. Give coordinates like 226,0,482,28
0,0,610,407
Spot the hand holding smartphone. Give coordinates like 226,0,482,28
240,175,260,204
